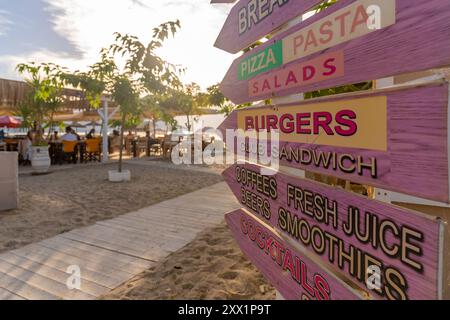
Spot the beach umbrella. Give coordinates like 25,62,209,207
0,116,21,128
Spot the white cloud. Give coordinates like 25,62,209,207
0,49,91,80
23,0,237,89
0,9,12,37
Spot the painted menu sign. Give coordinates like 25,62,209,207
214,0,323,54
218,81,450,203
223,163,444,300
225,209,363,300
220,0,450,104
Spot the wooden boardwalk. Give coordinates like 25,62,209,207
0,182,239,300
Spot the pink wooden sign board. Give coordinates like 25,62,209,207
225,209,363,300
220,0,450,104
223,163,444,300
218,81,450,203
214,0,323,54
211,0,236,3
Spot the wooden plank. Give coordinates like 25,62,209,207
220,0,450,104
226,209,363,300
13,243,135,277
223,162,444,300
60,231,170,261
9,249,127,289
75,223,189,253
0,273,60,300
135,206,225,223
211,0,236,4
127,208,221,226
96,219,197,242
214,0,323,53
162,196,240,208
150,201,239,214
39,237,153,270
64,227,165,253
22,241,147,277
0,253,109,297
112,214,205,233
0,259,95,300
94,221,195,247
30,242,149,281
219,81,450,203
0,287,25,300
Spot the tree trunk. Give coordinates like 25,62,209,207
118,112,126,173
186,114,191,132
152,118,156,137
47,111,55,139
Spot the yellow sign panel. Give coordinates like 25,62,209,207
237,96,387,151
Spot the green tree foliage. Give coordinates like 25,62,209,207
15,62,64,144
158,82,205,132
60,21,182,173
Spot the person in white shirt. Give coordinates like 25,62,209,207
19,131,33,164
61,127,78,142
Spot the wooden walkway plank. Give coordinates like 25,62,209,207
0,253,110,297
41,237,153,270
9,249,127,289
64,227,184,256
0,273,60,300
66,224,169,249
0,259,94,300
96,220,197,243
60,232,170,262
0,287,26,300
123,213,210,230
17,241,144,276
128,207,224,224
124,212,216,231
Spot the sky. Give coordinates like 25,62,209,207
0,0,236,90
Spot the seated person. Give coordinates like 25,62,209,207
19,132,33,164
86,129,96,139
125,131,135,154
109,130,121,153
48,131,59,143
0,129,5,142
61,127,78,142
73,129,81,141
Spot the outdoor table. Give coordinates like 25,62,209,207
4,139,19,152
49,141,87,165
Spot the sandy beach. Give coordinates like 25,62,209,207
102,220,276,300
0,162,222,253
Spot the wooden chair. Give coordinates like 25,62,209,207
148,138,162,156
137,137,148,156
62,140,78,164
0,142,6,152
85,138,101,162
4,139,18,152
125,137,134,155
